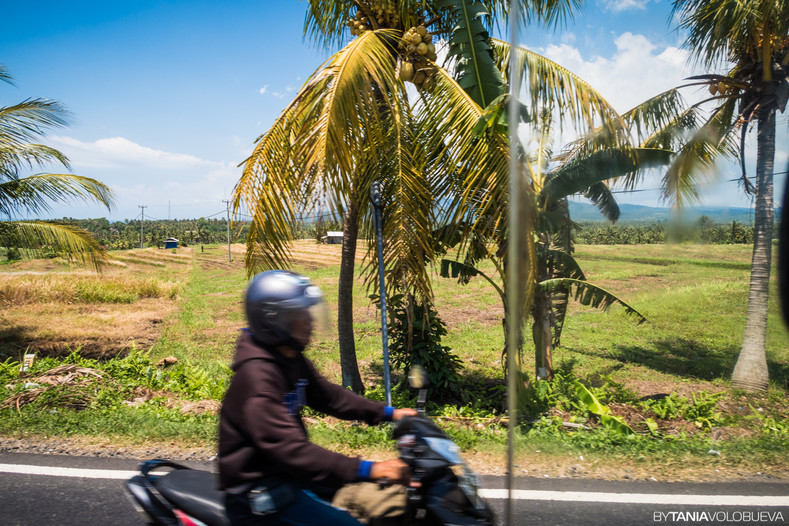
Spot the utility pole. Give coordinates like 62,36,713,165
222,200,231,262
138,205,147,249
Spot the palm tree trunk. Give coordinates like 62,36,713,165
532,292,553,380
732,106,775,392
338,201,365,393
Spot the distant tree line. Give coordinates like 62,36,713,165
55,218,247,250
59,217,343,251
54,215,770,252
574,216,763,245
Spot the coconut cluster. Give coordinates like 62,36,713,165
708,81,731,96
398,25,437,86
347,0,398,35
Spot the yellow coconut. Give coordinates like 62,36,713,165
399,62,414,82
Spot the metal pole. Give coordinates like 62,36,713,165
370,181,392,407
138,205,146,249
223,200,231,262
506,1,522,524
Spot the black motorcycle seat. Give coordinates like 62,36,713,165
154,469,231,526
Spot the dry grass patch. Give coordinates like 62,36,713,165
0,248,191,360
0,299,177,358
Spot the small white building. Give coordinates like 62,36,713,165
321,231,343,244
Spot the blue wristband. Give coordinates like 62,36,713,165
357,460,374,480
383,406,395,421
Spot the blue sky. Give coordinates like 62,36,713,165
2,0,786,221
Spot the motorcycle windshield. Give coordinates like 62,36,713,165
423,437,463,465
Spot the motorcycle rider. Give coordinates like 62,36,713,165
218,270,416,525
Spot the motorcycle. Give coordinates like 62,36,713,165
125,369,494,525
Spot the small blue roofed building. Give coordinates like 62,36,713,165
163,237,179,249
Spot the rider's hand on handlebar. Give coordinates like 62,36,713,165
392,408,418,421
370,459,410,485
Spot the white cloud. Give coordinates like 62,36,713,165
49,136,216,171
601,0,651,12
39,136,239,220
535,32,783,209
257,83,286,99
542,32,695,113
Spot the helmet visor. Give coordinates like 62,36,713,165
284,300,329,349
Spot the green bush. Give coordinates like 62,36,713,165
374,293,464,399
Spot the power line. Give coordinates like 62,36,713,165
203,210,227,219
609,171,789,196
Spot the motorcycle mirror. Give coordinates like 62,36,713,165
408,365,428,389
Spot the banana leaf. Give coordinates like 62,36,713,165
538,277,647,324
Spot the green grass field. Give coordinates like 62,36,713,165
0,241,787,481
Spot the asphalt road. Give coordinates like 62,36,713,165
1,452,788,525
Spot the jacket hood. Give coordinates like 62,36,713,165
231,329,277,372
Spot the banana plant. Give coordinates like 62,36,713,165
573,380,635,436
441,107,667,378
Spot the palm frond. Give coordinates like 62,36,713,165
489,38,623,133
660,97,738,206
303,0,356,49
0,220,108,270
236,28,437,302
672,0,789,69
0,64,12,85
0,143,71,179
539,277,647,323
0,98,71,146
483,0,583,30
360,96,436,300
420,64,528,252
555,89,689,167
0,173,114,218
541,247,584,347
622,89,690,145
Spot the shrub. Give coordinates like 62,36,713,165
374,293,464,399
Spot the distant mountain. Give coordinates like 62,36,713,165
567,201,781,225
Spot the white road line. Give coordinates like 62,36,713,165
478,489,789,507
0,463,137,480
1,464,787,507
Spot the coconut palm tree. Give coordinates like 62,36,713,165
0,66,114,269
670,0,789,391
235,0,659,390
234,29,429,392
